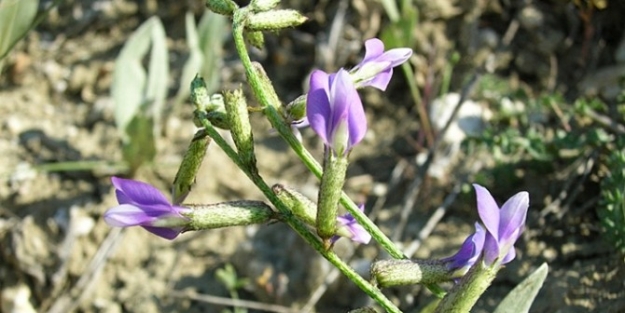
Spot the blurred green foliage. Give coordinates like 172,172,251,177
112,11,226,174
216,263,249,313
468,73,625,254
0,0,38,70
112,16,168,173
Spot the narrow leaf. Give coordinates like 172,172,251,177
145,16,169,138
197,10,226,92
174,11,204,105
112,18,154,139
0,0,38,59
493,263,549,313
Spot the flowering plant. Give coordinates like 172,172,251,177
103,1,543,312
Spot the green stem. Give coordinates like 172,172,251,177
316,152,348,241
198,114,401,313
231,8,405,261
34,160,128,173
434,261,498,313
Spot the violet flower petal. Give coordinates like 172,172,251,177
363,38,385,61
105,177,189,240
306,69,367,155
307,69,332,146
474,184,500,241
366,70,393,90
498,191,529,244
353,38,413,91
112,176,171,207
143,226,184,240
333,205,371,244
473,184,529,266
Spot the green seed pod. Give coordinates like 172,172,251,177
246,10,307,31
272,184,317,225
172,129,211,204
185,201,276,230
223,88,257,171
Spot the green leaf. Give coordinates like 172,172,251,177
197,10,226,91
122,114,156,173
493,263,549,313
0,0,38,60
112,16,168,142
174,11,205,105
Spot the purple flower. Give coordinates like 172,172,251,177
443,223,485,276
350,38,412,91
474,184,529,265
104,177,190,240
306,68,367,156
333,205,371,244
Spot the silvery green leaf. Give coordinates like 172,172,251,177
493,263,548,313
0,0,38,61
174,11,204,105
112,16,168,141
197,10,226,92
144,16,168,138
121,114,156,173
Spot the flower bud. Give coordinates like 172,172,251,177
244,30,265,49
285,94,306,122
224,88,257,170
205,0,237,16
246,10,307,31
190,75,210,111
250,0,280,12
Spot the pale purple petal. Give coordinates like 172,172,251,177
501,247,516,264
363,38,385,62
352,38,413,90
333,205,371,244
329,69,352,139
112,176,170,207
307,69,367,155
483,233,500,265
306,70,332,146
341,76,367,150
366,69,393,90
498,191,529,243
473,184,500,241
104,204,157,227
382,48,413,67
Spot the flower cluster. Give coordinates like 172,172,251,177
444,184,529,273
104,177,190,240
306,38,412,156
334,205,372,244
474,184,529,266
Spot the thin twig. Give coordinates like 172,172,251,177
368,159,408,222
301,267,342,313
392,73,482,242
46,228,124,313
168,290,300,313
403,182,462,257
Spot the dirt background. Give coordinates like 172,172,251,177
1,0,625,312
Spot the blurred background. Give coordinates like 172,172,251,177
1,0,625,312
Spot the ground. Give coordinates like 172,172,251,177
1,0,624,312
